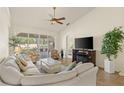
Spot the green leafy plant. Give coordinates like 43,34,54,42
9,36,22,47
101,26,124,61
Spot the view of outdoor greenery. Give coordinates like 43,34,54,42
9,33,55,54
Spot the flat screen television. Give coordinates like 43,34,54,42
75,37,93,49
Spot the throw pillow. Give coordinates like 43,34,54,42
28,50,39,63
16,57,27,72
15,54,41,76
19,58,28,66
64,62,77,71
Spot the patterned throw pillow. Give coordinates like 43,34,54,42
15,56,28,72
28,50,40,63
15,55,41,76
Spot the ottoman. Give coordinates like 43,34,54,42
40,58,61,74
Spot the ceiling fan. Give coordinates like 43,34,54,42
49,7,66,25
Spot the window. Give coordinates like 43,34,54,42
28,34,39,49
17,33,28,49
9,32,55,54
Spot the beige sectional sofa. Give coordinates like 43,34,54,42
0,56,98,86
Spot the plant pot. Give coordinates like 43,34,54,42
119,72,124,76
119,65,124,76
104,59,115,73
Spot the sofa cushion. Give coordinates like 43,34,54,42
16,55,40,75
0,65,23,85
26,60,36,69
21,69,77,86
74,63,94,74
3,56,20,71
23,67,41,76
16,58,40,75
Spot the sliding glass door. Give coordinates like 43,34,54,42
66,35,74,58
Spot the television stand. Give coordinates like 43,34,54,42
72,49,96,65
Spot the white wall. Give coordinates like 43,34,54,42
60,8,124,71
0,8,10,59
10,25,60,50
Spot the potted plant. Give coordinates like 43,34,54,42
101,26,124,73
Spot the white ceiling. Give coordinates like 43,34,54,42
10,7,94,32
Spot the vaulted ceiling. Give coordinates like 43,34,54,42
10,7,94,32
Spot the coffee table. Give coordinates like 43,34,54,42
40,58,61,74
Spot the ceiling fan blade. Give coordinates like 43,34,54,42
57,17,66,20
56,21,63,24
47,7,65,25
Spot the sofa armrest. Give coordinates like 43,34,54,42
74,63,94,74
0,66,23,85
77,67,98,86
0,79,9,86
